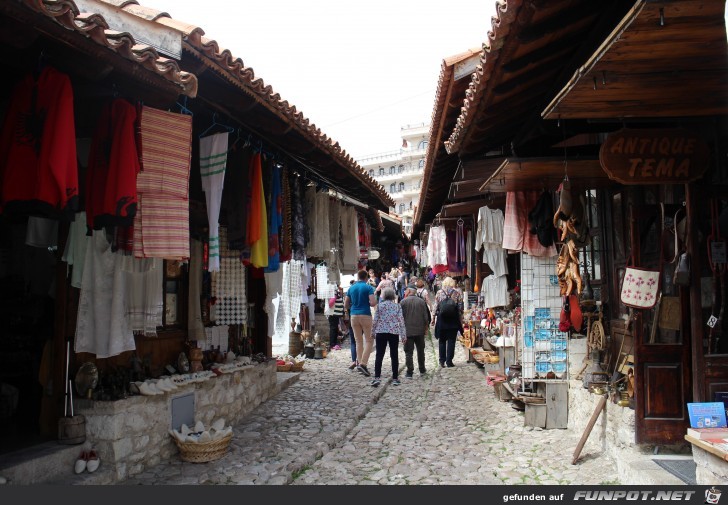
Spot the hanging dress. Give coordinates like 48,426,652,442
75,232,135,358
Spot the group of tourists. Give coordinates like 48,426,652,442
339,269,465,387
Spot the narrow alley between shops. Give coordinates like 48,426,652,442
102,337,621,486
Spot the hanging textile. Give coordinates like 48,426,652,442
264,268,284,338
211,260,247,325
475,206,505,252
455,220,466,272
85,98,139,231
305,188,331,258
211,226,247,325
426,225,448,268
247,153,268,268
62,211,89,288
465,229,472,278
481,274,510,308
0,66,78,217
341,206,359,274
75,232,135,358
220,144,251,250
483,248,509,277
265,162,282,272
278,259,304,335
280,168,292,262
199,132,228,271
502,191,557,257
290,175,307,260
329,199,341,251
315,263,330,300
188,238,205,342
446,228,461,273
134,106,192,260
123,256,163,337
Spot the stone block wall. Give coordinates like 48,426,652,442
76,361,276,482
693,445,728,485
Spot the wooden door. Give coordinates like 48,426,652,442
630,203,692,443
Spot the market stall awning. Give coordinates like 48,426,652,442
444,0,634,158
413,48,481,235
543,0,728,120
478,157,614,192
379,211,405,241
99,0,394,211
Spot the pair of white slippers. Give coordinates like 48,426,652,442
74,450,100,474
139,378,177,395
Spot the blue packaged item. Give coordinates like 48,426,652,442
536,362,552,374
524,332,534,347
551,339,567,351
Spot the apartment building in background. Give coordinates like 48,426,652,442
357,122,429,237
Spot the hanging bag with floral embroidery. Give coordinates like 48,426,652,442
620,264,661,309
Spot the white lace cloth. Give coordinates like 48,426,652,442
75,232,135,358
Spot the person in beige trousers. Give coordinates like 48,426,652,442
344,270,377,377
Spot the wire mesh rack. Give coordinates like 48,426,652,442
519,252,569,381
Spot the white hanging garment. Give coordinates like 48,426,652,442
481,274,510,308
75,232,135,358
62,211,89,288
123,256,163,337
483,248,509,277
341,206,359,273
264,268,284,338
199,132,229,272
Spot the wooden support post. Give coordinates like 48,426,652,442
572,394,608,465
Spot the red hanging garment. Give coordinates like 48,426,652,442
0,67,78,216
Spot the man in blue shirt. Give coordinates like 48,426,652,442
344,270,377,377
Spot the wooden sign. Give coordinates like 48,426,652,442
599,129,710,184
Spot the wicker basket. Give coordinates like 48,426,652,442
277,364,292,372
173,433,233,463
290,361,305,372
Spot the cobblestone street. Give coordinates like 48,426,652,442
119,333,619,485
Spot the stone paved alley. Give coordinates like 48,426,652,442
112,334,623,486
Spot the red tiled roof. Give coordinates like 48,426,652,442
20,0,198,97
444,0,521,154
101,0,394,209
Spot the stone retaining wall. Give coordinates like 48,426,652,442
76,361,276,482
693,444,728,485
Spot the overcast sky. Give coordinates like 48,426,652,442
146,0,497,159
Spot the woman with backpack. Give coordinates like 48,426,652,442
434,277,463,368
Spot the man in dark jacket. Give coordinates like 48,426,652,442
400,287,431,378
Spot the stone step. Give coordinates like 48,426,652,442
0,441,87,485
275,371,301,395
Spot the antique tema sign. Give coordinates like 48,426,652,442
599,128,710,184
